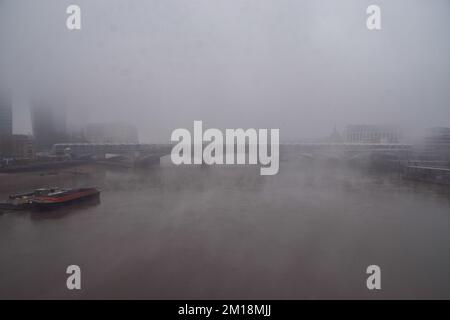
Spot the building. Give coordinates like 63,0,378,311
31,101,67,151
0,92,12,136
327,126,343,143
85,123,139,144
345,125,401,143
0,134,35,160
11,134,35,159
0,134,11,159
425,127,450,145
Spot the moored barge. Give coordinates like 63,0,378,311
32,187,100,209
0,187,101,211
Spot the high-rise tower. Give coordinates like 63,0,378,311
31,99,67,151
0,91,12,136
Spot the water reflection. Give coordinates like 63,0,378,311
29,197,101,221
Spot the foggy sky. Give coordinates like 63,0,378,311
0,0,449,142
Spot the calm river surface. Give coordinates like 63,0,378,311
1,161,450,299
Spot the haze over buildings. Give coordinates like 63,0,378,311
31,101,67,151
0,0,450,143
85,123,139,144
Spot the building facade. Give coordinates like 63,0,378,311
0,134,35,160
11,134,35,159
345,125,401,143
0,93,12,136
425,127,450,145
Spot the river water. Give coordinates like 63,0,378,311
1,160,450,299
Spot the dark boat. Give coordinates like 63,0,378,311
32,187,101,209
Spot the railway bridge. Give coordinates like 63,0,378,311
53,142,412,166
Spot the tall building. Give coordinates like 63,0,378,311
0,92,12,136
345,125,401,143
31,101,67,151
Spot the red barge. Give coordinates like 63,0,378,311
1,188,100,211
32,188,101,209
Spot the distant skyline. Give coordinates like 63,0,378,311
1,0,450,143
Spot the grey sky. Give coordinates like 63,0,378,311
1,0,449,142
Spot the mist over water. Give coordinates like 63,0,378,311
1,161,450,299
